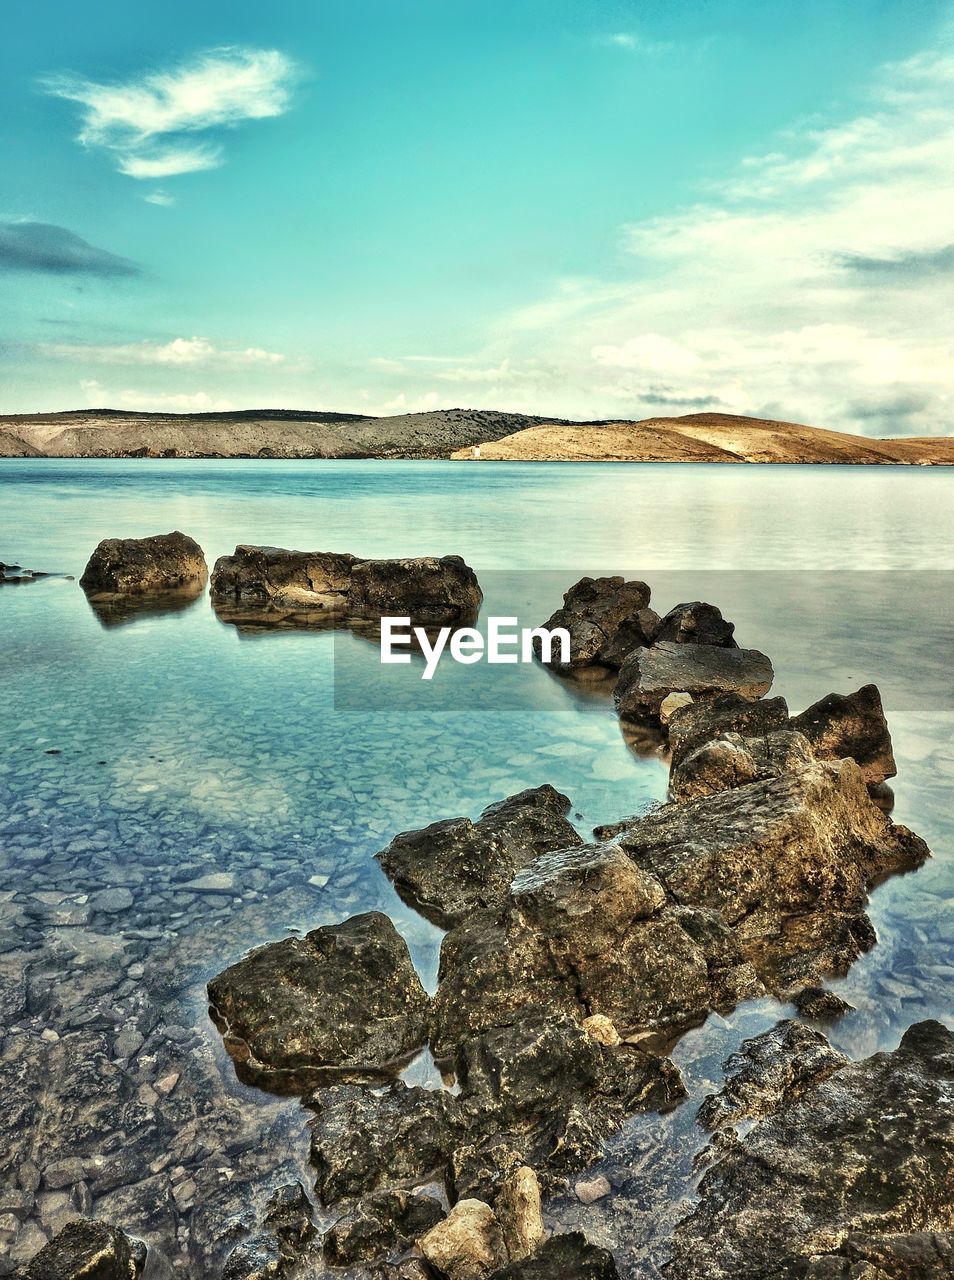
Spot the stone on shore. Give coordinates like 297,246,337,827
376,786,582,929
666,1020,954,1280
615,642,774,721
652,602,737,648
491,1232,621,1278
669,728,814,801
12,1218,145,1278
418,1199,508,1279
791,683,897,785
209,544,481,621
79,531,207,596
207,912,429,1079
322,1189,444,1266
533,576,654,672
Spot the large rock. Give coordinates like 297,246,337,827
615,642,774,721
491,1232,622,1278
669,728,814,801
376,786,583,929
666,1020,954,1280
209,545,481,621
791,684,897,785
322,1189,443,1266
12,1219,145,1278
666,694,791,771
207,912,429,1081
652,601,737,648
534,576,654,672
79,531,207,596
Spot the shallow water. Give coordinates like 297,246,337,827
1,459,952,1275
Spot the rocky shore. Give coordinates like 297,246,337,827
3,540,951,1279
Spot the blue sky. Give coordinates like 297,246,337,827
2,0,953,432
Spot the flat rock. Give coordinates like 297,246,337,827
376,786,582,929
666,1020,954,1280
12,1218,145,1278
791,683,897,784
534,576,654,672
615,643,774,721
208,911,429,1080
79,531,207,596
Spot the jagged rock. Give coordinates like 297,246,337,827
376,786,582,929
79,531,207,596
308,1082,460,1205
697,1020,848,1131
666,694,791,771
615,642,774,721
490,1232,621,1278
652,602,737,648
209,545,481,621
791,684,897,785
666,1020,954,1280
791,985,855,1020
669,729,814,801
417,1199,508,1279
322,1189,443,1266
494,1166,544,1262
221,1183,314,1280
12,1218,145,1278
207,912,429,1081
533,577,653,671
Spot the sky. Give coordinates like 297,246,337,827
1,0,953,434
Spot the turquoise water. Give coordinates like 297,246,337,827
1,458,953,1274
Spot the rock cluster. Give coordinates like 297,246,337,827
79,532,207,596
209,545,482,622
10,1218,146,1278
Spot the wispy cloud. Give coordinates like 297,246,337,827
0,221,139,276
42,335,287,368
43,47,299,183
143,190,175,207
80,379,233,411
597,32,673,57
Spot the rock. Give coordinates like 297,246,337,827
652,602,737,648
89,888,135,914
574,1175,611,1204
42,1158,87,1189
308,1082,460,1205
669,729,814,801
208,912,429,1080
221,1182,314,1280
417,1199,508,1279
323,1189,444,1266
666,694,791,771
181,872,237,894
791,985,855,1020
376,786,582,930
666,1020,954,1280
209,545,481,621
582,1015,620,1047
659,692,693,724
615,643,774,721
533,577,653,672
494,1166,545,1262
490,1232,621,1278
79,531,207,596
791,684,897,785
12,1218,145,1278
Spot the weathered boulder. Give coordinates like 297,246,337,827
669,728,814,801
79,531,207,596
791,684,897,785
376,786,582,929
221,1183,314,1280
791,985,855,1020
322,1189,444,1266
207,912,429,1080
652,602,737,648
209,545,481,621
615,642,774,721
666,694,791,771
418,1199,508,1279
12,1218,145,1278
534,576,654,672
666,1020,954,1280
490,1232,621,1279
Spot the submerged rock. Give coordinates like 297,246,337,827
207,912,429,1081
791,683,897,785
376,786,582,929
79,531,207,596
209,545,481,621
533,576,654,672
652,602,737,648
221,1183,315,1280
12,1218,145,1278
491,1232,621,1278
667,1020,954,1280
322,1188,443,1266
791,985,855,1020
615,642,774,721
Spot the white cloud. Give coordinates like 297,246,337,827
143,190,175,207
43,47,298,181
599,32,673,56
80,379,233,411
42,336,287,368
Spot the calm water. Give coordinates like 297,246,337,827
1,459,952,1275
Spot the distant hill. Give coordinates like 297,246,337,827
0,407,951,463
